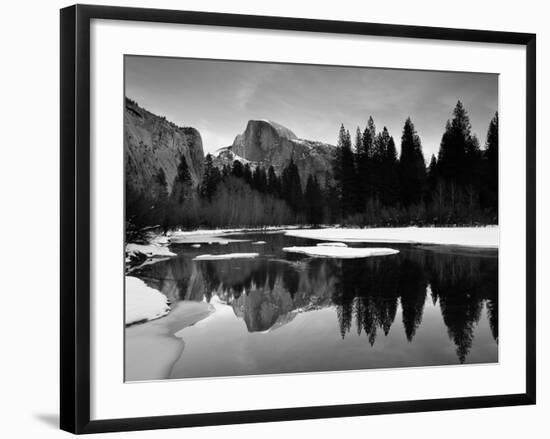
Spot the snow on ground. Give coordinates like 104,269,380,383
167,229,251,245
168,229,237,237
125,277,170,325
126,243,176,259
149,235,170,246
170,235,249,244
166,226,305,244
193,253,259,261
230,152,250,164
191,244,201,248
285,226,498,248
252,241,267,245
167,225,302,237
283,246,399,258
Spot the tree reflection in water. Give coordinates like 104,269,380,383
133,239,498,364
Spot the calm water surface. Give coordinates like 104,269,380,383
127,232,498,379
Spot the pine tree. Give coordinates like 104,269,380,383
373,126,391,161
426,154,438,200
386,134,398,163
305,175,323,225
465,134,482,187
267,165,281,197
354,127,362,152
281,158,303,216
341,129,356,217
231,160,244,179
169,154,194,226
243,163,253,186
484,112,498,217
200,154,221,201
434,101,487,222
151,167,169,232
171,154,193,205
222,164,230,179
365,126,401,208
366,116,376,150
398,117,426,207
253,166,267,193
384,135,400,206
356,116,376,211
437,101,472,186
333,124,347,189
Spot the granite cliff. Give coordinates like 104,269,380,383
216,120,335,188
124,98,204,196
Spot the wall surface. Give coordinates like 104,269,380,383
0,0,546,437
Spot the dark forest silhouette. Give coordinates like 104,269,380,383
126,101,498,236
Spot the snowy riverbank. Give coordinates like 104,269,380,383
285,226,498,248
125,276,171,325
126,243,176,260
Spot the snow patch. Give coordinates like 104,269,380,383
191,244,201,248
285,227,498,248
316,242,348,247
126,243,176,259
230,152,250,164
252,241,267,245
168,225,301,237
193,253,259,261
150,235,170,245
283,246,399,258
125,276,170,325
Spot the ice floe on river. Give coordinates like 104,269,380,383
285,226,498,248
193,252,260,261
316,242,348,247
283,246,399,258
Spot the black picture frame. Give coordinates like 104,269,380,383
60,4,536,434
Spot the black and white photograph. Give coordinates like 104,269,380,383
124,56,499,381
0,0,544,436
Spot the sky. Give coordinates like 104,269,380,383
125,56,498,161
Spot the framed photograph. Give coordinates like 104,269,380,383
60,4,536,434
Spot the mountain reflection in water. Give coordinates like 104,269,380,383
129,232,498,378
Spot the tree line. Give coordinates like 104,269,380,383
126,151,327,237
197,154,325,227
126,100,498,236
332,100,498,226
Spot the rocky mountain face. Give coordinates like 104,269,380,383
216,120,335,188
125,98,204,195
125,102,335,198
